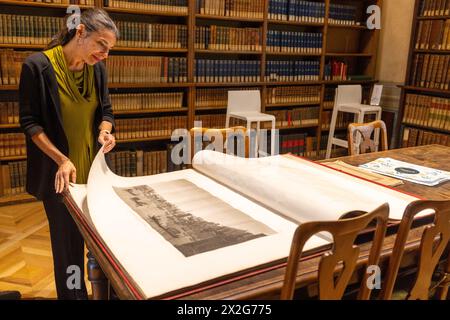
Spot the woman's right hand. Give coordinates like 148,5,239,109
55,159,77,193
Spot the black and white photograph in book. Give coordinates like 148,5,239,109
113,180,275,257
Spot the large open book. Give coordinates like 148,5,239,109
66,149,421,299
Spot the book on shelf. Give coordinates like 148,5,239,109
0,101,20,125
107,149,169,177
0,50,34,86
402,127,450,148
266,30,322,54
106,56,188,84
328,3,359,25
194,59,261,83
104,0,188,13
6,0,95,5
0,14,64,46
114,116,187,140
410,54,450,89
403,94,450,131
0,160,26,197
324,60,348,81
266,85,321,105
415,19,450,50
265,60,320,82
65,147,423,299
116,22,188,49
419,0,450,17
110,92,185,112
195,25,262,51
0,133,26,158
268,0,325,23
195,87,258,109
196,0,265,19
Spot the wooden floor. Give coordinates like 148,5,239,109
0,200,91,299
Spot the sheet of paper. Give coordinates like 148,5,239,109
68,148,328,299
359,158,450,186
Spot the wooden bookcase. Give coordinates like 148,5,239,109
397,0,450,149
0,0,382,202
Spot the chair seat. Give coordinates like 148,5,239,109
337,103,382,113
228,111,276,122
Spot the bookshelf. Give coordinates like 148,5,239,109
397,0,450,149
0,0,382,202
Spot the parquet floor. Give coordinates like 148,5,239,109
0,200,91,299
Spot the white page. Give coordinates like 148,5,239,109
68,148,328,299
193,151,422,221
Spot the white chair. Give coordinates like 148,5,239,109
226,90,276,156
326,85,382,159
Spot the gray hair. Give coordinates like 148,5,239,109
47,8,119,49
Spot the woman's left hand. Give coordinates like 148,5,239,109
98,130,116,153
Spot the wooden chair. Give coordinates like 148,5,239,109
380,200,450,300
281,203,390,300
347,120,388,156
189,127,250,162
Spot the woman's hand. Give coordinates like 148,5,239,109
55,159,76,193
98,130,116,153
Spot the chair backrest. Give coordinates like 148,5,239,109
348,120,388,156
281,203,390,300
189,127,250,161
380,200,450,300
335,85,362,108
227,90,261,114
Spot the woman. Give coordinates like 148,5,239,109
19,8,119,299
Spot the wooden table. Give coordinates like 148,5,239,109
63,145,450,300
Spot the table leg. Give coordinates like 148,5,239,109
87,251,110,300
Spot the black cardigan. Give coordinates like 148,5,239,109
19,52,115,200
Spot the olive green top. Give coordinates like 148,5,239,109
44,45,98,184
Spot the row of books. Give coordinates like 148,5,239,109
196,0,265,18
0,133,26,158
195,26,262,51
402,94,450,131
194,59,261,83
323,87,336,109
107,150,168,177
266,85,321,105
419,0,450,17
195,87,257,109
268,0,325,23
0,101,19,125
328,3,359,26
278,132,308,156
265,60,320,81
0,161,26,197
402,127,450,148
0,14,64,46
410,54,450,90
0,50,31,86
266,31,322,54
114,116,187,140
415,20,450,50
195,114,227,129
324,60,348,81
265,107,320,128
105,56,188,84
103,0,188,13
110,92,185,112
116,22,187,49
9,0,95,4
321,111,353,131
